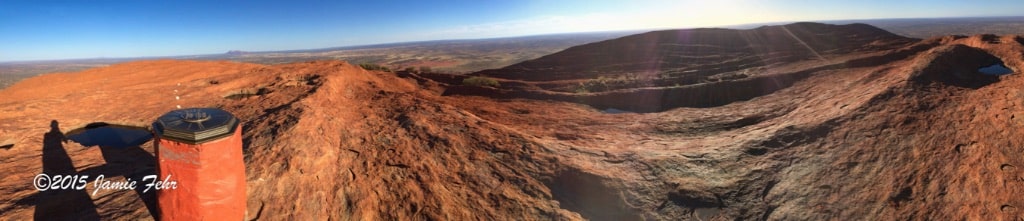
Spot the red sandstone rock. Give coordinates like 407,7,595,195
1,23,1023,220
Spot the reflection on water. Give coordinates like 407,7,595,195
67,124,152,148
979,63,1013,75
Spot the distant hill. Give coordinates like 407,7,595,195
225,50,250,56
474,22,914,81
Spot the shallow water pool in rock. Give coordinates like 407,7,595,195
978,63,1013,75
67,123,152,148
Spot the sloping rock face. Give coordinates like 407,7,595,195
1,23,1024,220
475,22,915,81
438,24,1024,220
459,23,925,112
0,60,581,220
753,35,1024,220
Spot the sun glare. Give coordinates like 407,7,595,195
576,0,782,31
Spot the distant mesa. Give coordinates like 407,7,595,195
226,50,249,56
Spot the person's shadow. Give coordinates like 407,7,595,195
35,120,101,220
25,120,159,220
70,122,159,219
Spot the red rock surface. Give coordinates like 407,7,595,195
1,23,1023,220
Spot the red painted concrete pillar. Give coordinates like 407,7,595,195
153,108,246,220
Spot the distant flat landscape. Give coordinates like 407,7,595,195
208,31,640,72
0,31,637,90
855,16,1024,38
0,61,119,90
3,16,1023,90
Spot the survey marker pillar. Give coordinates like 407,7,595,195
153,108,246,220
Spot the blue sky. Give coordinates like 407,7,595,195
1,0,1022,61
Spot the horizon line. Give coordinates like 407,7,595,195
4,15,1021,63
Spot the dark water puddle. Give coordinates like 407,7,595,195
67,123,152,148
60,122,159,217
979,63,1013,75
602,108,634,114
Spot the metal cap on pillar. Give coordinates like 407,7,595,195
154,108,239,144
153,108,246,220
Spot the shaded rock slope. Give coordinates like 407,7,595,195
459,22,923,112
475,22,914,81
1,23,1023,220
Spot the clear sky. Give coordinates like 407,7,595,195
1,0,1021,61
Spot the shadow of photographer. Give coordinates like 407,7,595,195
35,120,101,220
28,120,159,220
